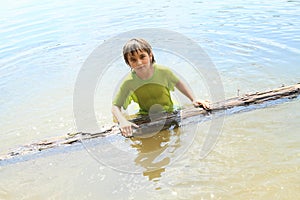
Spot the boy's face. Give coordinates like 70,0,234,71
127,50,153,72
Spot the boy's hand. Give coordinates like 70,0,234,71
119,120,139,137
192,99,210,110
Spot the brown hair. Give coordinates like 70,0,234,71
123,38,156,65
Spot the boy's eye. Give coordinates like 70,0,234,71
140,54,146,59
130,58,136,62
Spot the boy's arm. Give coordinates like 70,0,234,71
112,105,138,137
175,80,210,110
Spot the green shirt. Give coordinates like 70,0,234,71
113,63,180,114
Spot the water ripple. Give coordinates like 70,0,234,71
0,0,300,199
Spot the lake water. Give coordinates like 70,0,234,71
0,0,300,199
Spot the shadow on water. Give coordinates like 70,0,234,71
130,127,181,181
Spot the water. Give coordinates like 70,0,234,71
0,0,300,199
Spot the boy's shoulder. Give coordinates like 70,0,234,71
122,72,135,83
154,63,172,73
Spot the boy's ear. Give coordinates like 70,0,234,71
150,52,153,61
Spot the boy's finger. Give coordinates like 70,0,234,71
132,123,139,128
204,104,211,110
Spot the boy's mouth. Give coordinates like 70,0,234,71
135,65,145,69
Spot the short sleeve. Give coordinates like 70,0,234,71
113,82,132,109
166,68,180,91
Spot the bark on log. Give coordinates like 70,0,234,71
1,83,299,163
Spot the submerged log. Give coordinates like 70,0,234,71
0,83,299,163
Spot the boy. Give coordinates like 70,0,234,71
112,38,209,137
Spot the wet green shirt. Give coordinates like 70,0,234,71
113,64,179,114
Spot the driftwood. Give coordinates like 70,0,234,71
0,83,299,163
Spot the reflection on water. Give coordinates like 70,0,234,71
131,128,181,181
1,0,300,199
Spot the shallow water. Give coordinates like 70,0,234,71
0,0,300,199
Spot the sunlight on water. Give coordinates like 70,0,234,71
0,0,299,199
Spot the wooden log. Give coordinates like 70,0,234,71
0,83,299,163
